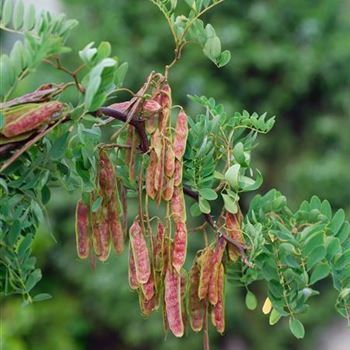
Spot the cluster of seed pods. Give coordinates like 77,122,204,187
75,77,247,343
75,149,125,261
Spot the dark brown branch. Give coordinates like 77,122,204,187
98,107,149,153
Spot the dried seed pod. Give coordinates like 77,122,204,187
172,221,187,273
108,199,124,255
140,291,159,316
188,262,203,332
3,103,39,125
128,244,139,290
2,101,64,138
75,200,90,259
146,151,158,200
173,109,188,160
91,200,102,257
173,159,183,187
143,99,161,114
165,143,175,178
158,83,171,131
109,100,133,113
162,177,174,201
129,220,151,284
197,248,214,300
211,263,225,333
128,127,138,182
165,267,184,337
142,273,155,301
98,208,111,262
171,186,186,223
99,149,116,199
226,212,244,262
208,238,227,305
180,269,188,328
154,222,165,270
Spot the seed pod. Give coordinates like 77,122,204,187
211,263,225,333
146,151,158,200
165,143,175,178
109,100,133,113
129,220,151,284
128,244,139,290
188,262,203,332
128,127,138,182
142,273,155,301
108,198,124,255
90,197,102,257
208,238,227,305
98,208,111,262
75,200,90,259
162,177,174,201
120,184,128,235
226,212,244,262
173,109,188,160
165,267,184,337
2,103,39,125
197,248,214,300
171,186,186,223
2,101,64,138
172,221,187,273
143,99,161,114
180,269,188,328
158,84,171,131
139,291,159,316
99,149,116,199
173,159,183,187
154,222,165,270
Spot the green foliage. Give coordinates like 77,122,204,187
231,190,350,333
185,95,274,215
0,0,78,98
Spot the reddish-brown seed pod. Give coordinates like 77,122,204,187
99,149,116,199
146,151,158,200
108,199,124,255
153,222,165,270
142,273,155,301
128,245,139,290
188,262,203,332
172,221,187,273
165,143,175,178
211,263,225,333
180,269,188,328
140,291,159,316
128,128,138,182
109,100,132,113
165,267,184,337
173,159,183,187
158,84,172,131
197,248,214,300
143,99,161,114
173,109,188,160
208,238,227,305
3,101,64,138
162,177,174,201
129,220,151,284
171,186,186,223
75,200,90,259
90,201,102,257
97,208,111,262
226,212,244,262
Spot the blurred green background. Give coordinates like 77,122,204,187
2,0,350,349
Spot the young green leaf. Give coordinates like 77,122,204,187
289,318,305,339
